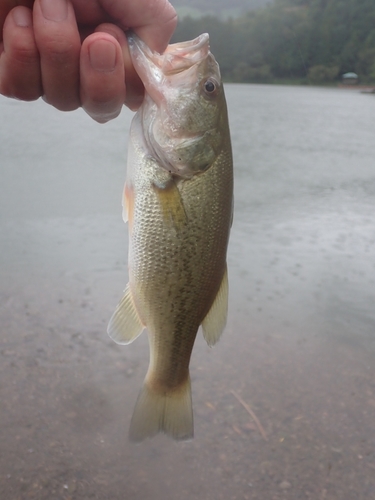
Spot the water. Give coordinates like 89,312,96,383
1,85,375,499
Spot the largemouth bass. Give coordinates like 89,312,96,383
108,32,233,442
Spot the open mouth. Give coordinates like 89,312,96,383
127,32,210,76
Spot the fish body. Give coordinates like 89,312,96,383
108,33,233,441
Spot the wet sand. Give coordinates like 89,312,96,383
1,86,375,499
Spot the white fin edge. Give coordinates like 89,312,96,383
107,284,144,345
202,265,228,347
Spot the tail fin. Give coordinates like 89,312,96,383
129,377,193,442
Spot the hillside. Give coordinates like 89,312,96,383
171,0,375,84
170,0,273,18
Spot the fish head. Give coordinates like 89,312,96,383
128,33,227,178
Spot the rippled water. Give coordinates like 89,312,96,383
1,85,375,499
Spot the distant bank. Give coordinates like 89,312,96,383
171,0,375,86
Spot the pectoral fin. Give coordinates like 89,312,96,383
122,184,128,223
202,266,228,347
107,284,144,345
153,179,187,229
122,183,134,231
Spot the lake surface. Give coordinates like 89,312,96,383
1,84,375,499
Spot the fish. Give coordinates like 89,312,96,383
107,32,233,442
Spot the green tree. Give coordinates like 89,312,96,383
172,0,375,84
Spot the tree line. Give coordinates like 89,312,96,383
171,0,375,84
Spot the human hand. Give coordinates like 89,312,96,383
0,0,177,122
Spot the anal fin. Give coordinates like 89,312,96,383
107,284,144,345
202,265,229,347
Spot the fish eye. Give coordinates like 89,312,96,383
204,80,216,93
203,78,218,96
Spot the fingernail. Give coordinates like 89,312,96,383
89,40,116,72
40,0,68,22
12,7,32,27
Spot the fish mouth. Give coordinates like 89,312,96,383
127,32,210,76
127,32,211,106
160,34,210,74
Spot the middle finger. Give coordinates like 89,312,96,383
33,0,81,111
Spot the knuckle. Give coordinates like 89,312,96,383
8,33,39,65
156,0,178,30
44,42,74,64
12,44,39,66
43,88,81,111
50,100,80,112
39,33,79,65
13,89,40,101
0,79,40,101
